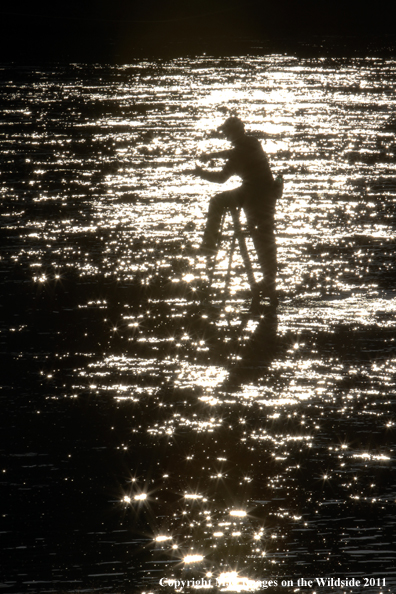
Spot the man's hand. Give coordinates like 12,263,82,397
199,149,230,162
182,165,204,176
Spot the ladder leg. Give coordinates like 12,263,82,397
230,207,256,290
224,230,236,292
205,211,226,292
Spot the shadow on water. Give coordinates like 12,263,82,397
220,306,279,390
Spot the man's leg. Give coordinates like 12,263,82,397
250,223,277,295
200,190,240,251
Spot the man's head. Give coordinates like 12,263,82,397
217,116,245,142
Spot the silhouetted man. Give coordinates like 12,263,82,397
194,116,280,302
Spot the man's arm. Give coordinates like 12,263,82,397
194,164,232,184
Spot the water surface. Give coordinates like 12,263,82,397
1,57,396,593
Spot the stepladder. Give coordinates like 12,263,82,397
200,206,277,309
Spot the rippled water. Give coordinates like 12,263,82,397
2,57,396,593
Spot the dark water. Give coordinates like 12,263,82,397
1,58,396,593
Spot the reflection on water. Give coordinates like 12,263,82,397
1,57,396,593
